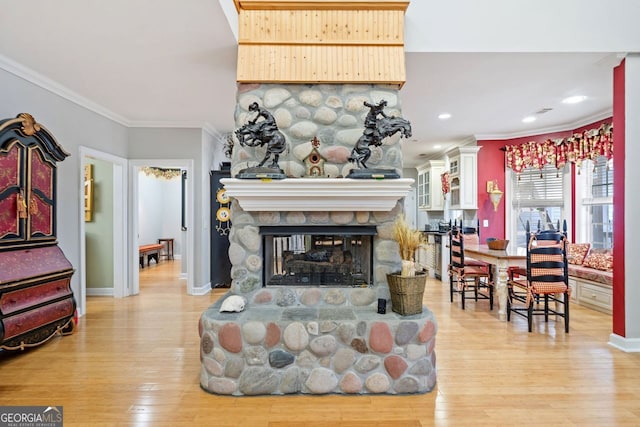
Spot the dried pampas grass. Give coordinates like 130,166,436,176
392,215,426,276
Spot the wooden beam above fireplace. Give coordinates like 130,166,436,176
234,0,409,87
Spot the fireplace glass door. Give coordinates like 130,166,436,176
261,226,375,287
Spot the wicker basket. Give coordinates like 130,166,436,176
386,272,427,315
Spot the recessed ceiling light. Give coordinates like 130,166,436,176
438,113,452,120
522,116,537,123
562,95,587,104
434,144,442,149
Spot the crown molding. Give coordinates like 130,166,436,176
1,54,222,134
475,108,613,141
202,123,224,139
127,120,209,129
0,54,130,126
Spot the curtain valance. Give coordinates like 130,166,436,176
504,123,612,174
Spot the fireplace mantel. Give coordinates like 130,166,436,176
220,178,414,211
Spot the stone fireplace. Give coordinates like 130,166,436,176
198,86,438,395
198,1,436,396
261,225,375,288
199,181,438,395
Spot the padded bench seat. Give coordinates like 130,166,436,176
139,243,164,268
567,265,612,314
568,264,612,286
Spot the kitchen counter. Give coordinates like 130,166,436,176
418,231,450,281
421,230,449,235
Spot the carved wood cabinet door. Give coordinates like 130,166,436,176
27,146,55,240
0,114,65,248
0,142,25,243
0,144,56,245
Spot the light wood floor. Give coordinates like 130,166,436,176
1,260,639,426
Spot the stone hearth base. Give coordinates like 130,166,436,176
199,288,437,395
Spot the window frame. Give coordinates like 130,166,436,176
574,157,613,248
505,163,572,251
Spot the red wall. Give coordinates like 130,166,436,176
477,121,613,241
476,139,507,239
477,130,571,240
612,60,625,337
477,112,620,332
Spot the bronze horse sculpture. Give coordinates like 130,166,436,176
348,115,412,169
235,103,287,169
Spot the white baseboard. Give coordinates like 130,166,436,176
609,333,640,352
86,288,114,297
192,282,212,296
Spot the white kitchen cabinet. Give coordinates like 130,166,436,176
417,160,445,211
447,146,480,209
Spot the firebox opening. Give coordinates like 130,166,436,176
261,226,376,287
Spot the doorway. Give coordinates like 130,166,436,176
129,159,194,296
79,147,127,316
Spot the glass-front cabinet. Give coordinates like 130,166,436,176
417,160,445,211
417,169,429,208
447,146,480,210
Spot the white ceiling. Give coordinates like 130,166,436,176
0,1,635,168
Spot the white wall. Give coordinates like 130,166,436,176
623,55,640,341
128,127,206,289
0,69,220,301
137,171,182,256
406,0,640,53
0,68,129,311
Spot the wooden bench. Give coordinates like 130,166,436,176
139,244,164,268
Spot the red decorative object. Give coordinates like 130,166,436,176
441,171,450,195
504,123,612,176
0,145,21,238
0,113,75,351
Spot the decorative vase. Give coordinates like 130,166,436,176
386,271,427,315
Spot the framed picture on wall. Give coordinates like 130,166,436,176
84,163,94,222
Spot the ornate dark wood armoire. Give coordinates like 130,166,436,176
0,113,76,350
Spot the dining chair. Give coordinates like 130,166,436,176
508,220,568,300
448,225,493,310
460,221,490,267
507,221,570,332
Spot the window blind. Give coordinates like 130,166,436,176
512,165,565,208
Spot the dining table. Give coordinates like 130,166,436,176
463,243,526,321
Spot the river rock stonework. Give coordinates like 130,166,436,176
199,83,437,395
231,83,404,178
200,291,437,395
